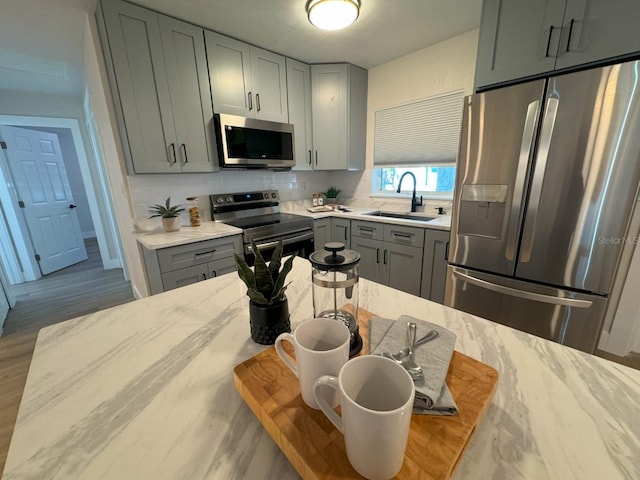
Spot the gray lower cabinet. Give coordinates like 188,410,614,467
141,235,242,294
98,0,215,173
313,218,331,251
330,218,351,248
420,229,450,304
351,220,423,296
475,0,640,90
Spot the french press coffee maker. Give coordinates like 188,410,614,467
309,242,362,356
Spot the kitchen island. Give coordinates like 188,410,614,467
3,259,639,479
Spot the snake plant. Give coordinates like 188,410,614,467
148,197,185,218
235,238,296,305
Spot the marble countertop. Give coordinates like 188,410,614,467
4,259,638,479
283,204,452,231
136,221,242,250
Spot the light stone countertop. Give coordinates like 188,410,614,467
135,221,242,250
4,259,639,479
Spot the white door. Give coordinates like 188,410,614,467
0,125,88,275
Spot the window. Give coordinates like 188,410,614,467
371,90,463,199
373,165,456,197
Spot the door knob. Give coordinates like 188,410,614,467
69,204,77,209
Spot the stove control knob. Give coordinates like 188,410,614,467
215,197,223,204
271,192,277,198
263,193,269,199
225,196,233,203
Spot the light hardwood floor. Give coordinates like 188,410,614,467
0,239,135,476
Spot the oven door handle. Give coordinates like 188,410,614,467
248,231,315,253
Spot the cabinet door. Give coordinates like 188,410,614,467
159,16,216,173
207,256,236,279
287,58,313,171
420,229,450,304
313,218,331,250
205,31,252,117
351,236,383,283
101,0,177,173
475,0,566,90
311,64,348,170
384,243,423,297
330,218,350,248
555,0,640,70
162,263,208,291
251,47,288,122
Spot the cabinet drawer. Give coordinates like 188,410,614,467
157,235,241,273
383,224,424,248
162,264,209,291
351,220,383,240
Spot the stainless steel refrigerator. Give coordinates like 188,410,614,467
445,60,640,354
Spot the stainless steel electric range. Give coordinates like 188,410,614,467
211,190,314,265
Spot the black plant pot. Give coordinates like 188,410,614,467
249,297,291,345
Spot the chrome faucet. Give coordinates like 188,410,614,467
396,172,423,212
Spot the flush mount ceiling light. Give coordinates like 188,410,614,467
306,0,360,31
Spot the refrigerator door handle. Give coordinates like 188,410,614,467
506,100,540,261
453,270,593,308
520,96,560,263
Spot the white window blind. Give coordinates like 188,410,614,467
374,90,464,166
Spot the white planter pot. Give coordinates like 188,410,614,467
162,217,181,232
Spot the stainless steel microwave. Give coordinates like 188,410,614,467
214,113,295,169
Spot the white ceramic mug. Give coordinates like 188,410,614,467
313,355,415,480
275,318,350,409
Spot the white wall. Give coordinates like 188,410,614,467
330,29,479,212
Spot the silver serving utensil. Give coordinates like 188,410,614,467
389,329,439,362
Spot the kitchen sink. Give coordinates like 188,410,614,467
365,211,436,222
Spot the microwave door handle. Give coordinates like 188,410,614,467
505,100,540,261
453,270,592,308
520,96,559,263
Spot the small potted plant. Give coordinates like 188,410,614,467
149,197,185,232
235,239,295,344
323,186,341,206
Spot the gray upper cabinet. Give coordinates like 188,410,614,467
555,0,640,70
287,58,314,171
475,0,565,90
98,0,215,173
475,0,640,90
311,64,367,171
205,31,288,122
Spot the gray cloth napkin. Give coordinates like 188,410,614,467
369,315,458,416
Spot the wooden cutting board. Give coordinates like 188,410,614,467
233,308,499,479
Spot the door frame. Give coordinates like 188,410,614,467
0,114,123,282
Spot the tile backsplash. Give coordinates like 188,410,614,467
128,170,334,224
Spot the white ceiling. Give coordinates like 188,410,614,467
0,0,481,97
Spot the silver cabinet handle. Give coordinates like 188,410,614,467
566,18,575,52
376,248,380,264
383,249,388,265
248,92,253,110
315,150,318,166
180,144,188,164
505,100,540,261
308,150,312,165
344,227,348,241
167,143,177,165
520,96,559,263
256,93,261,112
453,270,592,308
358,227,374,236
